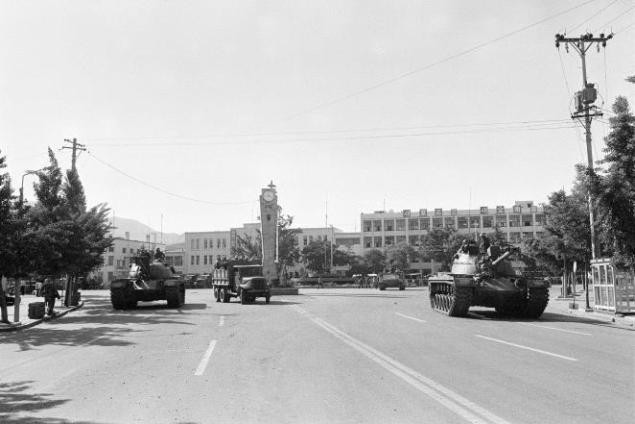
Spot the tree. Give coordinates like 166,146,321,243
363,249,386,273
231,233,262,262
593,96,635,270
301,241,329,273
0,151,16,322
420,228,463,270
276,214,300,279
386,242,417,271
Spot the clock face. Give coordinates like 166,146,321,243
263,190,275,202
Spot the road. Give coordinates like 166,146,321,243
1,288,633,424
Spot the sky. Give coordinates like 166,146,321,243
1,0,634,234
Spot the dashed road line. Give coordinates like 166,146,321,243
292,305,510,424
475,335,577,361
395,312,426,323
519,323,591,336
219,316,225,327
194,340,217,376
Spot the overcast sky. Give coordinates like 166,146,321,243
1,0,633,234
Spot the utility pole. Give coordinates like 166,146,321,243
62,138,86,172
61,138,86,306
555,32,612,310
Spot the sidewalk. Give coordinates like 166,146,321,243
547,285,635,327
0,293,84,332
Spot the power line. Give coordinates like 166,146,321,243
85,118,573,144
279,0,598,123
87,123,577,148
569,0,621,33
85,151,254,206
595,4,635,30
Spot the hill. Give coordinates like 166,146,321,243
109,216,184,245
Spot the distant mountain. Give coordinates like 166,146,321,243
109,216,184,245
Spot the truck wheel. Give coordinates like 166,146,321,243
214,287,220,302
220,288,227,303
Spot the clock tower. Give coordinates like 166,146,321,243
259,181,279,285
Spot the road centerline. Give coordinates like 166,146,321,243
475,335,577,361
395,312,427,323
194,340,217,376
519,322,592,336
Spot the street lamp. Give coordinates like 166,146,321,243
13,169,43,323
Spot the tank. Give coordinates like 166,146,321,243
110,250,185,309
428,240,549,318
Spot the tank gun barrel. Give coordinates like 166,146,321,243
491,249,515,266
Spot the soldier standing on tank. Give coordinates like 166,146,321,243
41,278,60,317
154,248,166,262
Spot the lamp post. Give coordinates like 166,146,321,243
14,170,41,323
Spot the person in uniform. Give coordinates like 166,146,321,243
41,278,60,317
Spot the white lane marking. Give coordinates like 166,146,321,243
293,305,510,424
519,323,591,336
475,335,577,362
194,340,217,376
395,312,426,323
219,316,225,327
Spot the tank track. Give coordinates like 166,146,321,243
429,281,472,317
111,288,136,310
495,286,549,319
166,286,185,308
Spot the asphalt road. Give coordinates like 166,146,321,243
1,288,633,424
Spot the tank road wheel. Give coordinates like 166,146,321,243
111,289,128,310
522,287,549,319
430,283,471,317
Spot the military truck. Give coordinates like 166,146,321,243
212,262,271,304
428,239,549,318
110,250,185,309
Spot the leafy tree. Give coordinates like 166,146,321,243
0,151,17,322
420,228,463,270
231,233,262,262
363,249,386,273
592,96,635,270
386,242,417,271
301,240,329,273
276,215,301,279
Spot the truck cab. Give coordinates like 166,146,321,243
212,263,271,304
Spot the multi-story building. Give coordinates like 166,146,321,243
183,231,231,275
95,237,164,287
165,243,185,275
360,201,544,273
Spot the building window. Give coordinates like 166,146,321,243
433,217,443,228
419,209,427,217
522,215,533,226
116,259,122,268
480,206,488,215
108,256,114,266
363,220,372,232
535,214,544,226
374,237,382,248
385,236,394,246
513,205,522,213
222,239,226,248
420,218,430,230
191,239,196,250
509,215,521,227
434,208,443,216
107,272,114,282
496,205,505,214
204,239,208,249
469,217,480,228
408,218,419,231
444,217,455,228
191,256,195,265
395,219,405,231
108,246,114,252
458,217,468,229
303,236,308,246
204,256,207,265
196,239,200,249
482,216,493,228
373,220,382,232
496,215,507,227
122,247,127,254
217,239,221,249
396,235,406,244
384,219,394,231
364,237,372,248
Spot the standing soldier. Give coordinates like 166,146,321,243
41,278,61,317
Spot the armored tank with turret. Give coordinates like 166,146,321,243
110,248,185,309
428,237,549,318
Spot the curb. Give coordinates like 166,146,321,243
0,301,85,333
